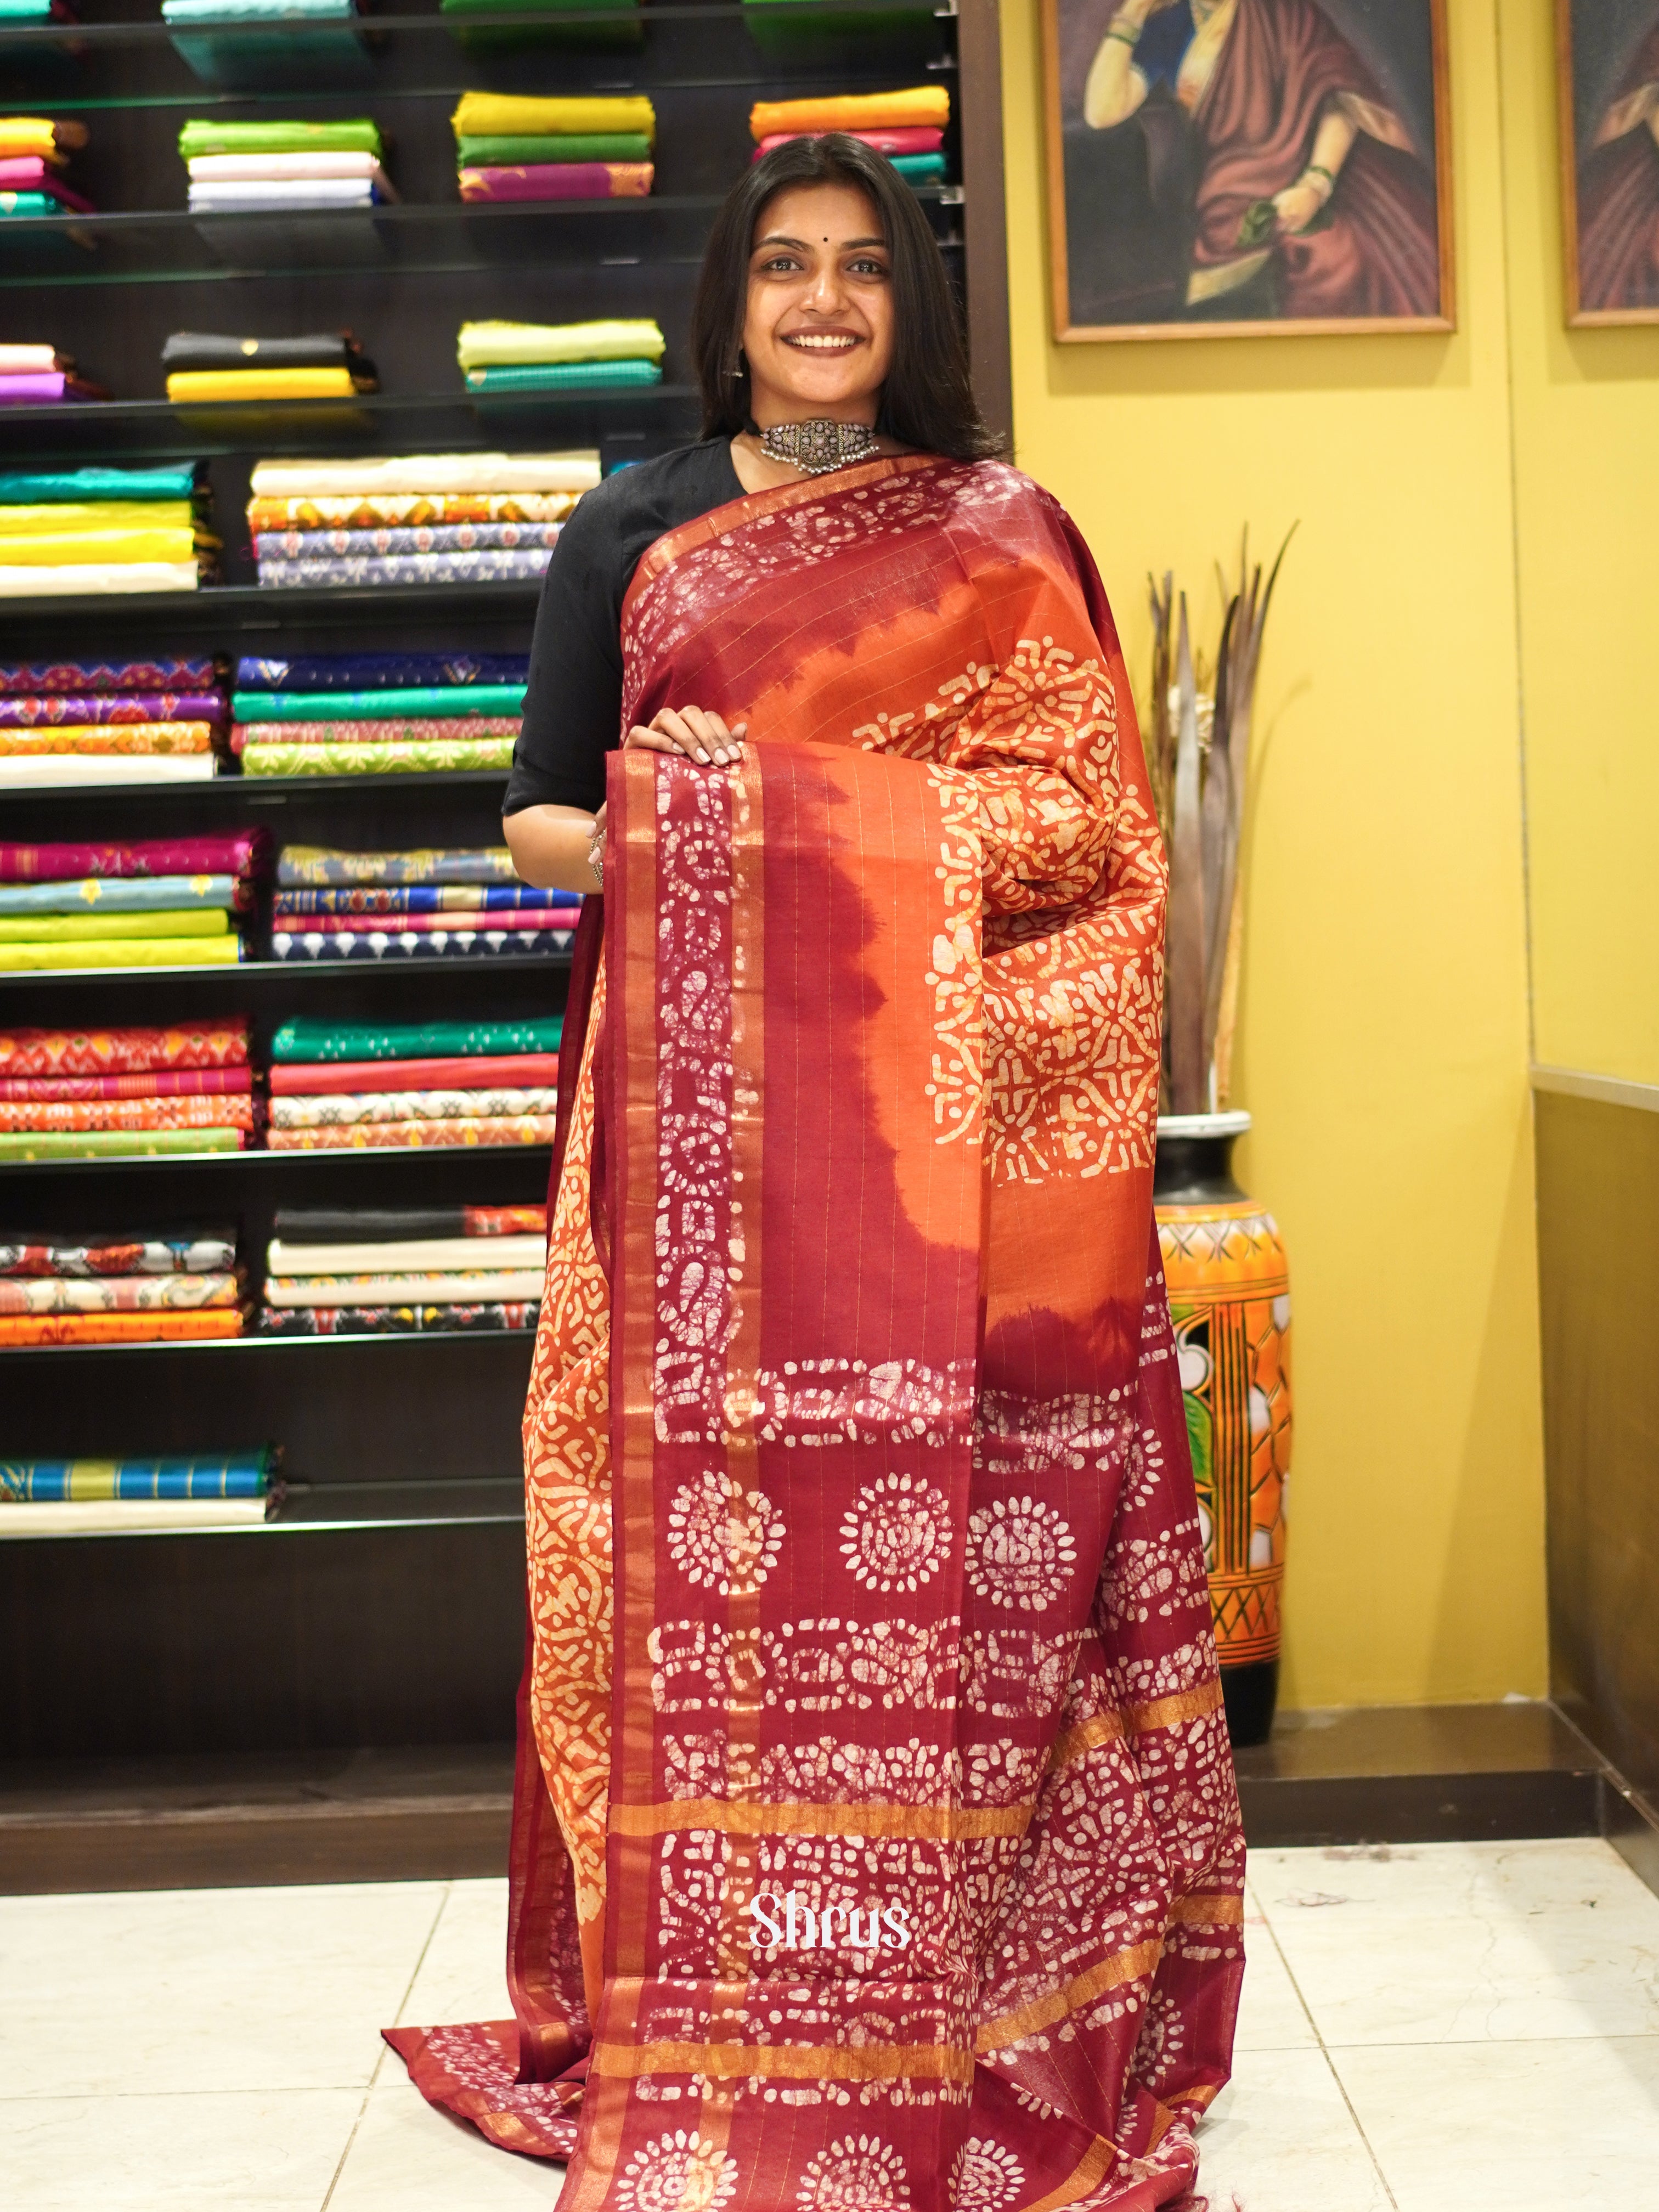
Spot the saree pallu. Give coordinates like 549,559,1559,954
389,456,1243,2207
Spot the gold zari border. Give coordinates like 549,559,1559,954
610,1798,1028,1839
591,2039,975,2083
975,1937,1164,2052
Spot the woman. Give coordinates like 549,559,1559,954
387,135,1243,2211
1575,12,1659,314
1084,0,1441,320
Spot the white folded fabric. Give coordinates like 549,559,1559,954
266,1233,547,1276
249,452,601,497
270,1087,558,1128
188,152,387,181
0,1500,268,1537
264,1270,545,1307
189,180,379,210
0,562,199,595
0,755,218,786
0,343,60,372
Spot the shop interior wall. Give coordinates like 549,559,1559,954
999,0,1549,1709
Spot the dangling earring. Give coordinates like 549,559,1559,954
726,347,747,379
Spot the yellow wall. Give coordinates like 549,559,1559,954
1499,4,1659,1086
1000,0,1550,1706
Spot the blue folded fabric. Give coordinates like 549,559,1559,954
237,653,530,689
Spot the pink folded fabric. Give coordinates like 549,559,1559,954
0,373,101,405
0,173,95,213
457,162,653,204
753,127,944,158
0,694,225,727
0,159,64,191
304,906,582,935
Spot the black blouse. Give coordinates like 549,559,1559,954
503,438,745,817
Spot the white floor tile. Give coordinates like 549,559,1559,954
0,2089,360,2211
0,1881,447,2097
1233,1893,1318,2051
1334,2035,1659,2210
1195,2047,1392,2212
395,1878,512,2029
328,2082,562,2209
1250,1838,1659,2046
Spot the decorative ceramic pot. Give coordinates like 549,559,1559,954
1154,1110,1291,1748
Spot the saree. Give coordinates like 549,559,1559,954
388,455,1243,2208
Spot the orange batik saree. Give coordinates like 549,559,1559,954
387,456,1245,2210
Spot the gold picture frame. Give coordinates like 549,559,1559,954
1557,0,1659,326
1040,0,1456,341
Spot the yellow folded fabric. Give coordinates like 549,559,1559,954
0,909,229,941
0,937,241,970
167,368,363,403
749,88,950,140
455,319,666,370
0,529,200,566
0,723,214,757
0,117,88,158
450,93,654,143
0,502,196,535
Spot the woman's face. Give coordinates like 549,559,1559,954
741,180,893,425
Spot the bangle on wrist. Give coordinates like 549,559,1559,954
1106,10,1142,42
1302,162,1336,198
1105,23,1140,45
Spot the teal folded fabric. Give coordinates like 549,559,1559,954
164,0,353,16
272,1014,563,1061
232,683,526,720
0,194,70,218
0,874,237,915
1,1454,274,1500
891,154,947,183
464,360,664,393
0,467,201,504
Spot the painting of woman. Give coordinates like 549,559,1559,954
1564,0,1659,319
1044,0,1453,337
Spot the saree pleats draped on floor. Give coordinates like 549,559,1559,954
387,456,1244,2209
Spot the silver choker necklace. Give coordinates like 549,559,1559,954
759,418,880,476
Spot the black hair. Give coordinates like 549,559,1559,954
690,133,1001,462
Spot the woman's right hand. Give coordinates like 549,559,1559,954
623,706,748,768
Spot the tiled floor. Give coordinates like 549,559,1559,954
3,1838,1657,2208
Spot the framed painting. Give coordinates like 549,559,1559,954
1558,0,1659,324
1040,0,1455,341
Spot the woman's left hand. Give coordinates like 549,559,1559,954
1271,181,1326,235
624,706,748,767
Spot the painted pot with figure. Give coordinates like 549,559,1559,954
1154,1108,1291,1748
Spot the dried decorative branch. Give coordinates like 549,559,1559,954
1154,527,1295,1115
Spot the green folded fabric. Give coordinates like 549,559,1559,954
456,132,652,165
0,194,65,218
465,361,662,393
0,467,200,505
891,153,947,183
232,684,525,721
0,909,229,943
0,936,242,970
0,1127,245,1158
245,738,516,776
178,119,382,158
273,1014,564,1062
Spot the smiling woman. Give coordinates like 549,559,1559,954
390,134,1246,2212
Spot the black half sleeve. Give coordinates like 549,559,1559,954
503,490,624,818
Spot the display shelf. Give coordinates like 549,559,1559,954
0,1481,524,1541
0,0,947,47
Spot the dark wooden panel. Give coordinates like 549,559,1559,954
1534,1090,1659,1792
0,1520,526,1757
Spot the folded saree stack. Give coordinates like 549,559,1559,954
0,1228,246,1345
257,1203,547,1330
0,115,93,219
0,831,263,971
177,116,393,214
164,0,368,91
458,319,664,395
452,92,654,203
272,840,578,960
0,464,214,598
246,450,597,588
267,1011,560,1149
164,328,377,407
0,653,230,788
0,1015,257,1154
748,86,951,184
234,653,527,776
0,343,105,405
0,1452,277,1534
